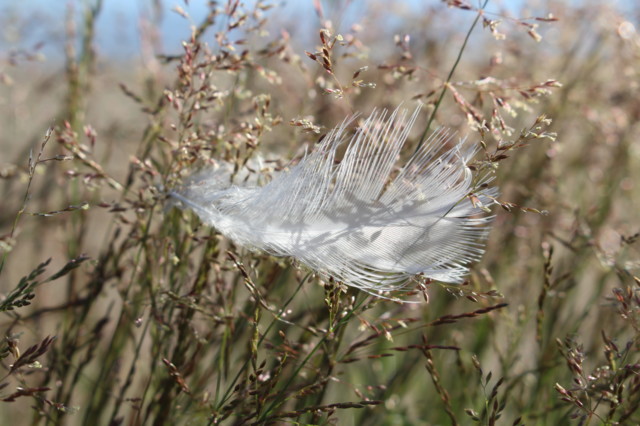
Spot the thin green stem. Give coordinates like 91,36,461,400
213,272,311,413
0,131,51,277
257,292,369,423
416,0,490,152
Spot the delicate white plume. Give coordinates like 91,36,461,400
170,107,496,294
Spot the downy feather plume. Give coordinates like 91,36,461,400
170,107,496,294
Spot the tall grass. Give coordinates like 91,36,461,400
1,1,639,424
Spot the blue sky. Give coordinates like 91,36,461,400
0,0,596,62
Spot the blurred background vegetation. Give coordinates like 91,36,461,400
1,0,639,424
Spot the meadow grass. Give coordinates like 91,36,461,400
0,1,639,424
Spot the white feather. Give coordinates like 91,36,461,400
170,107,496,293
